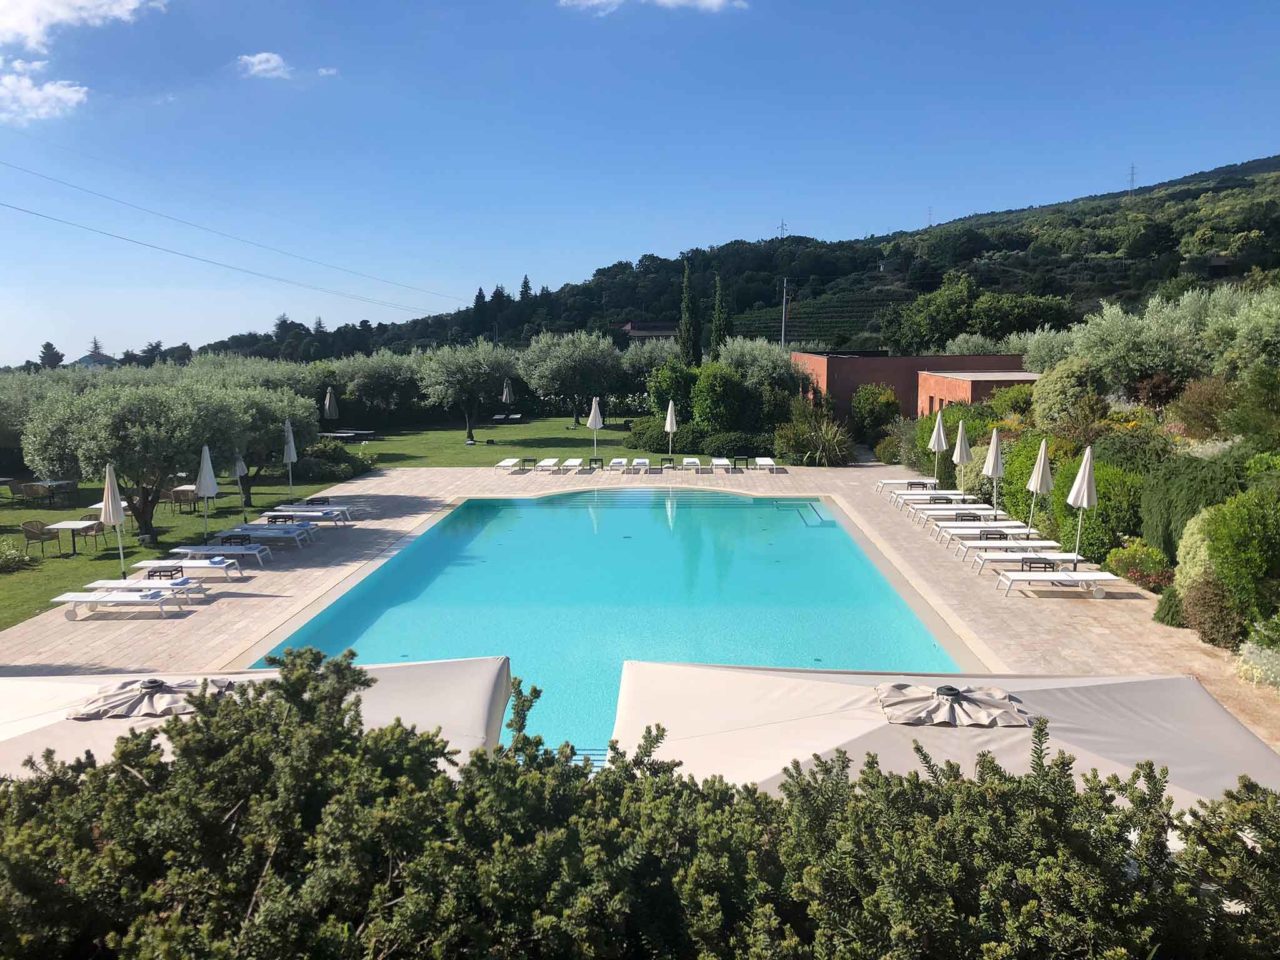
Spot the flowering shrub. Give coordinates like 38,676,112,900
1103,539,1174,594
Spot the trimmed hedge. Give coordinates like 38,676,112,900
1140,451,1249,563
1201,486,1280,625
702,431,774,458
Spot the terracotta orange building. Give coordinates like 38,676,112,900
916,370,1040,416
791,352,1029,418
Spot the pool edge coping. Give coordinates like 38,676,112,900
219,484,995,675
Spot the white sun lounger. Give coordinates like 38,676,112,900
169,545,268,566
755,457,779,472
84,578,207,602
996,570,1121,598
494,458,520,472
931,522,1035,545
275,503,365,521
681,457,703,471
607,457,627,471
969,552,1085,574
907,504,1006,523
53,591,180,619
137,557,244,579
534,458,559,472
261,510,348,525
953,539,1061,561
710,457,732,471
629,458,651,473
562,458,584,471
228,525,314,548
888,487,964,502
892,491,974,509
875,478,939,494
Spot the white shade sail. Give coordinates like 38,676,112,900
283,419,298,464
611,662,1280,809
1027,438,1053,494
195,445,219,499
586,397,604,431
982,428,1004,479
323,386,340,420
928,415,949,453
664,400,678,434
1067,445,1097,510
951,421,972,466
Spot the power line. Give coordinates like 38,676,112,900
0,157,464,302
0,199,439,314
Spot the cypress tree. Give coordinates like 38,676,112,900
677,260,702,366
709,273,729,359
38,341,64,369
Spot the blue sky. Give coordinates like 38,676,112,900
0,0,1277,365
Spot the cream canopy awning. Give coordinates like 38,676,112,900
0,657,510,780
611,661,1280,809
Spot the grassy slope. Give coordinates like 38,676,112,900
0,418,685,632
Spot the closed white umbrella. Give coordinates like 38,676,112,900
586,397,604,456
501,378,514,407
982,428,1004,513
195,445,219,543
1066,446,1097,570
233,451,249,522
927,415,949,480
664,400,678,456
323,387,339,421
283,419,298,498
100,464,127,579
951,421,972,494
1026,438,1053,536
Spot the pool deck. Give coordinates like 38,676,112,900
2,463,1278,750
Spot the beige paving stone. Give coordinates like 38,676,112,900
1,463,1277,750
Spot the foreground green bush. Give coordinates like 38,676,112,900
774,402,852,466
1201,486,1280,627
1103,539,1173,593
4,650,1280,959
847,383,897,444
1050,457,1143,562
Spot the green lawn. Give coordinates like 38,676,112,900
0,478,328,633
358,416,679,467
0,417,689,632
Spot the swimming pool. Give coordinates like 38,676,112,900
262,489,956,748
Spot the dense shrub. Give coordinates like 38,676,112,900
848,383,898,444
872,435,899,464
715,337,805,396
1247,452,1280,478
885,417,920,472
996,431,1054,527
1154,586,1185,627
691,363,760,434
701,430,773,458
956,444,994,504
1169,376,1235,439
1031,356,1107,427
1201,486,1280,626
1174,507,1218,595
7,651,1280,958
1224,362,1280,452
989,383,1034,417
1092,423,1175,474
773,402,852,466
910,403,997,488
1183,574,1252,650
624,416,705,454
1141,452,1248,563
1103,539,1173,593
645,360,696,422
1050,457,1143,562
298,438,376,479
0,537,37,574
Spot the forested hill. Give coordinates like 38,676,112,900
196,154,1280,360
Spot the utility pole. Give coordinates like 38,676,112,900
1128,162,1136,197
927,206,933,227
780,277,790,348
778,218,787,239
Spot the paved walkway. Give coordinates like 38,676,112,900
2,463,1277,749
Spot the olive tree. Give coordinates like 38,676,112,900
519,331,622,424
229,387,320,506
22,383,245,538
417,341,517,441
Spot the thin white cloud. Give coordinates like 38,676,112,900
0,0,166,53
559,0,745,13
0,66,87,124
237,51,292,80
317,66,339,77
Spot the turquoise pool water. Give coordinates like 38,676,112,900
262,489,956,748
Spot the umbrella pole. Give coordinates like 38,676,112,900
114,525,126,579
593,431,598,456
236,475,247,522
669,433,673,456
1073,510,1085,570
933,450,939,480
1027,492,1037,535
287,463,294,499
203,499,210,544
